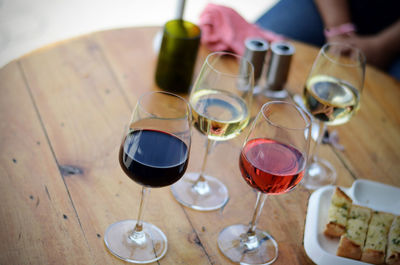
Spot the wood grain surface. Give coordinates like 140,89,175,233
0,26,399,265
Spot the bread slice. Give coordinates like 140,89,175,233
386,216,400,265
337,205,372,260
324,187,353,237
361,211,395,264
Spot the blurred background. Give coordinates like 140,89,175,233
0,0,277,68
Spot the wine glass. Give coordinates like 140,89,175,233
171,51,254,211
301,42,366,190
104,91,191,263
218,101,311,265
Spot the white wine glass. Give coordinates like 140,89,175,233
301,42,366,190
104,91,191,263
218,101,311,264
171,51,254,211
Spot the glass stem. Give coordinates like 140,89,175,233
129,187,150,244
310,120,327,163
242,192,268,250
247,192,268,235
192,138,213,195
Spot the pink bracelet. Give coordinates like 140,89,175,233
324,23,356,38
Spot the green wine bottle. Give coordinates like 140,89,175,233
155,19,201,94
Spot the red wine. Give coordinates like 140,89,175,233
119,129,189,187
239,138,305,194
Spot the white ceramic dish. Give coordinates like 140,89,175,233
304,179,400,265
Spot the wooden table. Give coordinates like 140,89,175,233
1,26,399,265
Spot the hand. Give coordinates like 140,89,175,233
327,33,392,70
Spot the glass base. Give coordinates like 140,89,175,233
104,220,167,264
170,172,229,211
264,88,288,99
253,85,264,95
218,224,278,265
301,158,336,190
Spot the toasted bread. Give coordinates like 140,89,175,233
324,186,400,264
324,187,353,237
336,205,372,260
386,216,400,265
361,211,394,264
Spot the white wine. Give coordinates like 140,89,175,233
303,75,360,126
190,88,249,141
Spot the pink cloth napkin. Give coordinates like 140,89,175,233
199,3,285,55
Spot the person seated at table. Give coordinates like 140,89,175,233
255,0,400,81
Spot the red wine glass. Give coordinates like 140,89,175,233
218,101,311,264
104,91,191,263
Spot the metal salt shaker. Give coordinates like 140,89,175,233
264,41,295,99
241,38,269,94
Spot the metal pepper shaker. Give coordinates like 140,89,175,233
242,38,269,94
264,41,295,99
